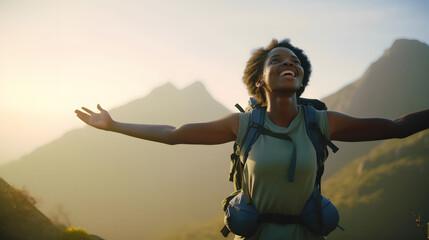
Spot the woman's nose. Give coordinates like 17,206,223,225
282,59,294,66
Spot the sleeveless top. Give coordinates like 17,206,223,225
234,105,330,240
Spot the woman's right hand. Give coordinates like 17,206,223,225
75,104,114,131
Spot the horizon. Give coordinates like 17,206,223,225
1,0,429,164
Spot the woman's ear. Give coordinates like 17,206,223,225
256,79,264,88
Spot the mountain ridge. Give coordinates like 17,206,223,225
322,38,429,177
324,129,429,240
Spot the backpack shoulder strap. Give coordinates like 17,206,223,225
297,97,327,110
241,107,266,165
302,104,339,191
302,104,339,229
302,105,324,172
302,104,338,170
228,106,266,191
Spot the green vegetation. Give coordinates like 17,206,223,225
0,178,103,240
412,212,429,239
323,130,429,240
60,226,92,240
0,178,61,240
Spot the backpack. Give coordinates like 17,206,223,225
220,97,341,237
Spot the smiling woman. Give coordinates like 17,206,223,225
257,48,304,103
243,39,312,106
75,38,429,240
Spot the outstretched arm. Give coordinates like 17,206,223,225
75,104,239,145
327,109,429,142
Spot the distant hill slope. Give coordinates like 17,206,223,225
323,129,429,240
322,39,429,178
0,178,61,240
152,214,234,240
0,82,233,240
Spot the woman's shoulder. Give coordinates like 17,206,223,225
314,108,330,139
298,105,330,139
236,111,252,146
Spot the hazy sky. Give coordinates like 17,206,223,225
1,0,428,164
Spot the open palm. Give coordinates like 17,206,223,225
75,104,113,130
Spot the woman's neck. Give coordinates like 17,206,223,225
266,93,298,127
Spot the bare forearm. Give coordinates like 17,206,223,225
110,121,177,145
75,105,237,144
329,108,429,142
108,114,238,145
395,109,429,138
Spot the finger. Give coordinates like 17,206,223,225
75,109,88,116
97,104,104,112
75,110,90,123
81,107,94,115
75,110,90,119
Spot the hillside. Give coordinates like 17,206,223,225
0,178,61,240
322,39,429,177
324,129,429,240
152,214,234,240
0,82,233,240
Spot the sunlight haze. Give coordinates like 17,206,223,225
1,0,428,164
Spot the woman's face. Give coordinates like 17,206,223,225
258,47,304,95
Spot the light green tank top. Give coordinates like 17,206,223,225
234,105,330,240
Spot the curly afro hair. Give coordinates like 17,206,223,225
243,39,312,105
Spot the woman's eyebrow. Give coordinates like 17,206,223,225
268,54,280,60
267,54,282,63
268,54,300,62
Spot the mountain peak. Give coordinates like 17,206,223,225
109,80,229,124
321,38,429,178
147,81,209,97
383,38,429,57
391,38,427,49
183,81,207,92
150,82,178,94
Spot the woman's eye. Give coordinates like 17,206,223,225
270,59,279,64
294,60,301,65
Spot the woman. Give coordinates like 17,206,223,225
75,39,429,239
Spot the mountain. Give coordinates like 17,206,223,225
0,177,61,240
323,129,429,240
0,81,233,240
322,39,429,178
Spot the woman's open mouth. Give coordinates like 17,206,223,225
280,69,296,77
